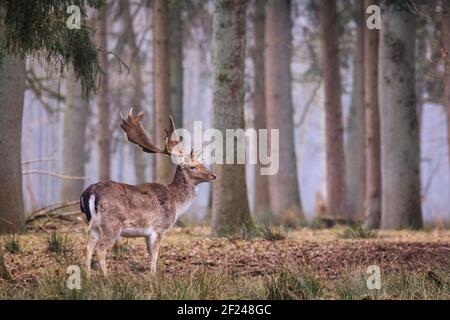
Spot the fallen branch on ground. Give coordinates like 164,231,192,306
26,201,80,223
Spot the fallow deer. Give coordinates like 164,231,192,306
80,109,216,276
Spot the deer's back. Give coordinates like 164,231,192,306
80,181,176,232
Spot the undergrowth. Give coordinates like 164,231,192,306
0,264,447,300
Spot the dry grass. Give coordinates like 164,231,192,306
340,225,378,239
2,234,22,254
0,227,449,299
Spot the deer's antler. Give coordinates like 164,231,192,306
164,114,184,157
190,146,204,163
120,108,183,157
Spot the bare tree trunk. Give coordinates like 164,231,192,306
61,65,89,201
0,50,26,234
379,0,422,229
251,0,270,220
265,0,303,225
97,5,111,181
154,0,173,184
364,0,381,229
212,0,253,236
442,0,450,184
346,0,365,219
121,0,146,184
415,14,428,131
169,1,183,129
319,0,347,219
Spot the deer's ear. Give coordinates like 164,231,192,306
137,111,144,119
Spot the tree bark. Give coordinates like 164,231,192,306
96,5,111,181
363,0,381,229
0,51,26,234
265,0,303,225
169,1,184,129
251,0,270,219
60,65,89,201
319,0,347,219
379,0,422,229
415,15,427,131
346,0,365,219
212,0,253,236
121,0,147,184
442,0,450,185
154,0,173,184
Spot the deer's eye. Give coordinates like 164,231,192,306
190,166,197,171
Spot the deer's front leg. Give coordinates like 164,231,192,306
145,231,162,274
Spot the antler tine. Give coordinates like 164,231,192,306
190,145,203,163
195,146,203,159
164,115,178,139
195,146,203,163
164,114,184,157
120,107,134,121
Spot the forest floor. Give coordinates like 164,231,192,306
0,226,449,299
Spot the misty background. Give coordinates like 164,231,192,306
20,1,449,222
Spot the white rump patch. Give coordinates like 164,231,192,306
89,195,97,220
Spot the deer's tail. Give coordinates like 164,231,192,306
80,187,98,232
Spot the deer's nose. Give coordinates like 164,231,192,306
209,173,217,180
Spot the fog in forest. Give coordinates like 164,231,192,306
19,1,449,223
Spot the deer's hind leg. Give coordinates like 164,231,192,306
86,229,100,276
96,224,122,277
96,238,117,277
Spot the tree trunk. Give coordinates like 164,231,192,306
60,65,89,201
379,0,422,229
265,0,303,225
96,5,111,181
442,0,450,184
212,0,253,236
346,0,365,219
251,0,270,220
153,0,173,184
364,0,381,229
0,51,26,234
319,0,347,219
415,15,427,131
169,1,184,129
121,0,146,184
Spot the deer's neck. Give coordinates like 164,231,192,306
168,167,198,221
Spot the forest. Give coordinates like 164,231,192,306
0,0,449,300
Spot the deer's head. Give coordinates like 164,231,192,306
180,147,216,185
120,108,216,185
